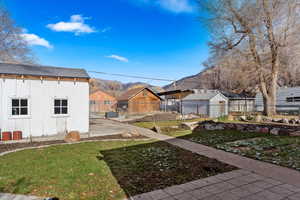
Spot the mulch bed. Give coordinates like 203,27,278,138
0,134,147,154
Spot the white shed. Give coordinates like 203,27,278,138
0,63,90,138
182,90,228,118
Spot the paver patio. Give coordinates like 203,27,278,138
130,169,300,200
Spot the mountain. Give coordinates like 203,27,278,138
90,78,164,97
163,68,213,91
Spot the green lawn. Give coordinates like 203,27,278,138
0,140,236,200
132,118,203,129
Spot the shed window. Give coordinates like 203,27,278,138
287,97,300,102
12,98,28,116
54,99,68,115
104,100,111,105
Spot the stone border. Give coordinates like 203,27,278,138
196,120,300,136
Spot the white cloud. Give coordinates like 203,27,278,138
157,0,194,13
21,33,53,49
106,55,129,62
133,0,194,13
101,27,112,33
47,14,96,35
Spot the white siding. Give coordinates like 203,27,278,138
209,94,228,118
255,87,300,112
0,78,89,137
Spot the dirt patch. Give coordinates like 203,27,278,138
233,146,252,151
128,113,178,123
0,134,147,154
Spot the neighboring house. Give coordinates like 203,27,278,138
221,91,255,113
117,87,162,114
157,89,193,112
182,89,228,118
90,90,117,113
0,63,90,138
255,87,300,114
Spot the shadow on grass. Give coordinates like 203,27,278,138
99,140,236,197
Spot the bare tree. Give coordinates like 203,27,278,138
0,6,34,64
199,0,300,116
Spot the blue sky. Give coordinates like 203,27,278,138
6,0,210,86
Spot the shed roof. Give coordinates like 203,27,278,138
118,87,162,101
221,91,255,99
183,90,227,101
0,63,90,78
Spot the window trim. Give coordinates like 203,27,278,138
286,96,300,103
9,97,31,119
52,97,69,117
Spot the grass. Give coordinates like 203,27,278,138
132,118,203,129
0,140,236,200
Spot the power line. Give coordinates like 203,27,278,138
88,70,176,82
88,70,213,86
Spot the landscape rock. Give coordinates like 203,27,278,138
259,127,269,134
236,124,245,131
270,128,280,135
151,126,161,133
290,131,300,136
180,122,199,130
278,129,290,136
121,132,133,138
239,116,247,122
262,117,273,122
130,129,141,137
255,115,263,122
64,131,80,142
225,123,236,130
227,114,234,121
289,119,297,125
280,118,289,124
204,123,225,131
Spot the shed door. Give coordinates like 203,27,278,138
219,101,226,116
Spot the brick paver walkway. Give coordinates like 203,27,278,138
130,169,300,200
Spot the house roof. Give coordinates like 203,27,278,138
0,63,90,79
118,87,162,101
183,90,227,101
221,91,255,99
157,89,193,96
90,89,116,99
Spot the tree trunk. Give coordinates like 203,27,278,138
264,95,276,116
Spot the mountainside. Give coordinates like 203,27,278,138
163,66,258,96
163,68,213,91
90,78,164,97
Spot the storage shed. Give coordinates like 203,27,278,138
90,89,117,113
117,87,162,114
0,63,90,138
182,89,228,118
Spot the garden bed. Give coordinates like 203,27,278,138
0,134,147,154
217,137,300,171
0,140,236,200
